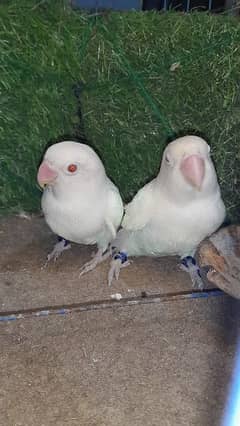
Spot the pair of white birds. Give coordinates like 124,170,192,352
37,136,226,287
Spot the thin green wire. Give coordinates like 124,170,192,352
114,46,175,138
98,20,175,139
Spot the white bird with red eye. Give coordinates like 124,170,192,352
37,141,124,275
108,135,226,286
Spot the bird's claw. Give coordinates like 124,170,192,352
108,255,131,286
79,259,99,277
41,239,71,269
180,256,204,290
79,248,111,278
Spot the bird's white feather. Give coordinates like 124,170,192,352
40,141,123,252
113,135,226,258
105,179,124,239
122,180,155,231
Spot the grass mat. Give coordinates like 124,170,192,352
0,0,86,213
0,1,240,221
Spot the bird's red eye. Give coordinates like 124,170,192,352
67,164,78,173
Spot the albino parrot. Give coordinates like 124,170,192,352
37,141,123,275
108,135,226,287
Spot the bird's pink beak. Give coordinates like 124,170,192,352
180,154,205,190
37,161,58,188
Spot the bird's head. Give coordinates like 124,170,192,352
37,141,105,192
158,135,219,201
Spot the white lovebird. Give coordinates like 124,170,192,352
108,135,226,287
37,141,124,275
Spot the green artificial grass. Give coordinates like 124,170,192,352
0,0,86,213
1,1,240,221
80,12,240,221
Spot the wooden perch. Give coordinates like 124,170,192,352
196,225,240,299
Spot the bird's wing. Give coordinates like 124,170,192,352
105,181,124,240
122,180,155,231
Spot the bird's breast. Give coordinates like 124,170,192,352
41,190,106,244
120,196,225,257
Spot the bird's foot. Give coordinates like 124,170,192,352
180,256,204,290
42,237,71,269
79,248,111,277
108,252,131,286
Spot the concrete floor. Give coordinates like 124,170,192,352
0,215,240,426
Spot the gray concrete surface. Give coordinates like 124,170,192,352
0,215,202,312
0,216,239,426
